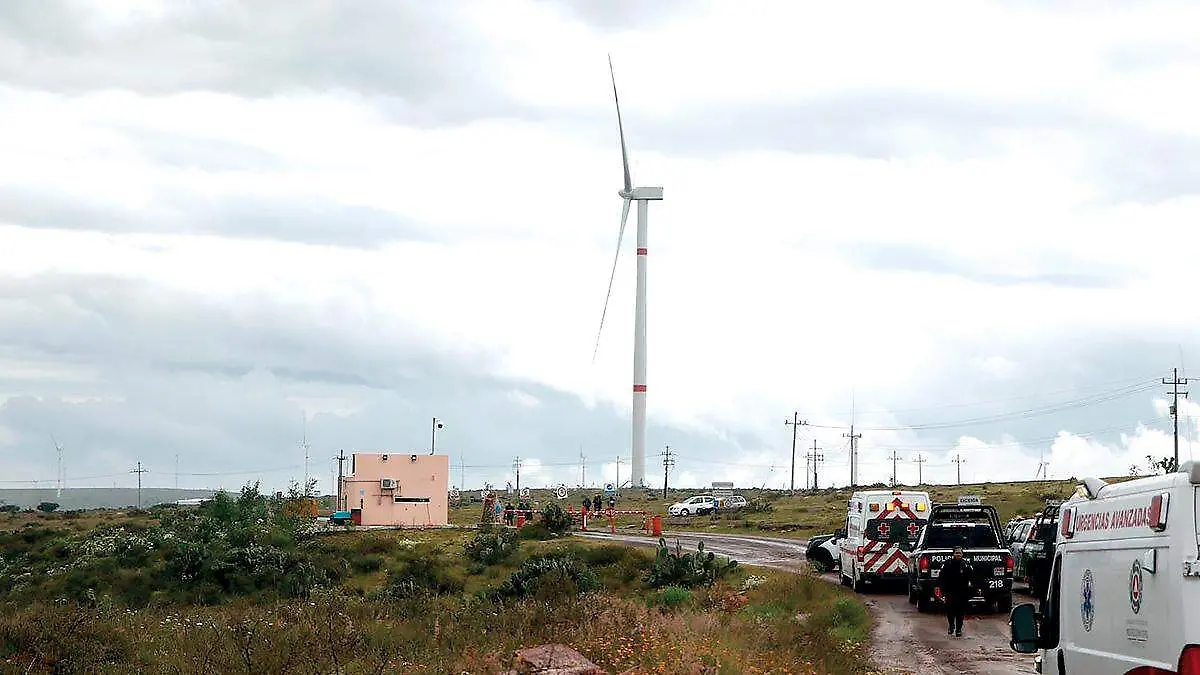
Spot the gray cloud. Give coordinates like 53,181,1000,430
0,1,511,122
0,272,751,490
839,241,1138,289
0,183,434,247
636,90,1200,203
539,0,695,30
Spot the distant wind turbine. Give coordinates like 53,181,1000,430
50,434,64,499
592,55,663,489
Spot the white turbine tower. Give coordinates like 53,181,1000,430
593,55,663,489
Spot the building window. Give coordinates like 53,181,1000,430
394,496,431,503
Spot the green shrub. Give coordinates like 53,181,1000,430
655,586,693,609
810,597,870,644
385,555,463,599
464,527,520,565
539,502,573,535
518,523,555,540
743,498,774,514
350,554,385,574
645,538,739,589
496,554,599,600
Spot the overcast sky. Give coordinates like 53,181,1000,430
3,0,1200,494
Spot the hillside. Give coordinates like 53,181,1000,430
450,476,1140,539
0,488,217,511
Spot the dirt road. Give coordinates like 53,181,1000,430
576,531,1036,675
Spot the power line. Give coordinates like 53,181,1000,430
785,412,808,494
129,461,149,509
952,454,966,485
806,440,824,490
822,372,1161,418
1163,367,1193,470
661,445,675,498
843,426,862,487
808,379,1159,432
888,449,902,487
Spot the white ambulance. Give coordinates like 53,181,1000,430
1009,461,1200,674
839,489,932,591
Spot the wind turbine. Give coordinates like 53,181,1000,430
50,434,64,499
593,55,663,489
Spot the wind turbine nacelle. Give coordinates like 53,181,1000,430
625,186,663,201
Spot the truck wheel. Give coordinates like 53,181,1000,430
680,508,689,517
995,594,1012,614
916,591,930,613
907,582,917,605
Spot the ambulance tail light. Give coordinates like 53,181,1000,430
856,546,865,563
1179,645,1200,675
1149,493,1170,532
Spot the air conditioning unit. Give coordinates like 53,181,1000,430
380,478,397,490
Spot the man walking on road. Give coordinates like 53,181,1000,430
938,546,974,637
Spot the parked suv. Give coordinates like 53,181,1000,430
668,495,716,516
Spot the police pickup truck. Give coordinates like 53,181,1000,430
907,496,1014,613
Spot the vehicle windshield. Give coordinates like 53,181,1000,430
923,524,1000,549
1032,523,1056,541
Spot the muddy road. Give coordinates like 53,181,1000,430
576,531,1036,675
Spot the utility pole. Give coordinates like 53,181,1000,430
661,445,675,499
785,413,808,495
888,450,902,487
806,440,824,490
804,454,811,490
843,425,862,487
1163,368,1192,471
459,455,465,492
130,461,149,509
513,456,522,494
952,454,966,485
174,453,179,490
430,417,444,455
914,454,926,485
334,449,346,510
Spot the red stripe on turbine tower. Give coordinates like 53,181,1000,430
633,384,647,392
636,247,647,255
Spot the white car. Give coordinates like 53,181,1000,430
669,495,716,516
717,495,748,510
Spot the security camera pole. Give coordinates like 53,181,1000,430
430,417,444,455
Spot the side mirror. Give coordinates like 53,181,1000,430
1009,603,1040,654
835,528,846,539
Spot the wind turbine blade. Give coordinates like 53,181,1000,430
592,198,632,363
608,54,632,194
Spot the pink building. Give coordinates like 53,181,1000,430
339,452,449,527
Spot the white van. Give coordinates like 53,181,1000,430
839,489,932,591
1009,462,1200,674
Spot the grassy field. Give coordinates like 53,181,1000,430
0,491,874,674
451,476,1134,541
